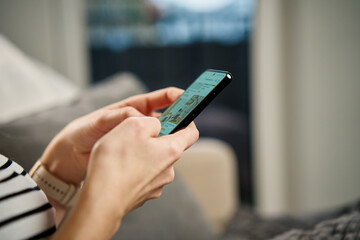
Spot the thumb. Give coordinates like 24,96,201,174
158,122,199,154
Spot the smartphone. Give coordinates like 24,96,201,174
158,69,232,136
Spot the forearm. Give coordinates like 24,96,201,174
35,138,124,237
51,182,124,239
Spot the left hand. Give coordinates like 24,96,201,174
40,87,184,185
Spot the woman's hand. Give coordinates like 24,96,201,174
40,88,184,186
87,118,198,215
55,117,199,239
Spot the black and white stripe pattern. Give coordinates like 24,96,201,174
0,154,56,239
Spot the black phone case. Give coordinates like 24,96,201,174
170,69,232,134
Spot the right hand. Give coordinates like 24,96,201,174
62,116,199,239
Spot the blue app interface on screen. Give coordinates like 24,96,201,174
158,71,227,136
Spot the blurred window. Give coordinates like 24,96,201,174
88,0,254,51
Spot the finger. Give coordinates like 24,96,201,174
129,185,164,213
147,186,164,200
161,166,175,186
149,166,175,187
108,87,184,115
152,112,162,118
130,186,164,212
158,122,199,159
122,116,162,138
92,107,144,135
128,201,146,213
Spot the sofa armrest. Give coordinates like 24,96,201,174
175,138,239,233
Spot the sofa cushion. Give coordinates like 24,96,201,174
113,173,216,240
0,34,79,124
222,200,360,240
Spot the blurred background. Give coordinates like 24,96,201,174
1,0,360,219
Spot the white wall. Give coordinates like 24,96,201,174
251,0,290,215
252,0,360,216
0,0,89,87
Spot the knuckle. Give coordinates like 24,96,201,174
122,106,139,118
188,122,199,140
91,110,110,134
150,189,163,199
91,137,109,157
124,117,144,128
94,110,108,127
124,117,151,136
164,168,175,185
168,142,182,159
123,117,160,136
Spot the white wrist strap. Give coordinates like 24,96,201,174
30,161,81,207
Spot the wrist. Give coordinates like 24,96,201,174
56,181,125,239
30,161,82,207
41,134,86,185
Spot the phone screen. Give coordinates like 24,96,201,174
158,70,230,136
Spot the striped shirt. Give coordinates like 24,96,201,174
0,154,56,239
